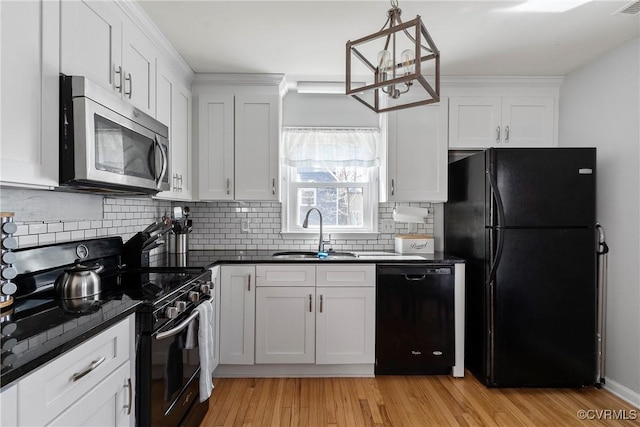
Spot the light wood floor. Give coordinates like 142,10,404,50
202,374,639,426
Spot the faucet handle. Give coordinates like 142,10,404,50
321,234,332,253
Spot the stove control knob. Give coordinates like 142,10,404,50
188,291,199,303
200,284,210,295
175,301,187,312
165,306,179,319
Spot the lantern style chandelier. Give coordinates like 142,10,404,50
345,0,440,113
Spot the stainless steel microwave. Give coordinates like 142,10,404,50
59,75,169,195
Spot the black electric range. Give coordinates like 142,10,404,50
1,237,212,427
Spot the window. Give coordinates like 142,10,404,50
281,128,379,234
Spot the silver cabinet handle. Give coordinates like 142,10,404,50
504,125,510,143
391,179,395,196
125,73,132,99
247,274,251,292
309,294,312,312
124,377,132,415
272,178,276,195
72,356,106,382
226,178,231,195
114,66,122,93
496,126,501,144
319,295,323,313
179,174,183,192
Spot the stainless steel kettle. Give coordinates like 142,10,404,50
54,263,104,299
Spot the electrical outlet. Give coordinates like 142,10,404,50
382,219,395,233
408,223,418,233
241,219,250,233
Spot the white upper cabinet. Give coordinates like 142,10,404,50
0,0,59,188
155,60,193,200
386,98,449,202
449,94,557,149
194,75,284,202
234,95,280,201
197,94,236,200
61,0,156,115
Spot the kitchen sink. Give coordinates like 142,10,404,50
271,251,357,260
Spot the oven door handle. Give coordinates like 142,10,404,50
154,310,199,341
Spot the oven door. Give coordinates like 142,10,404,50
150,311,201,426
67,95,170,193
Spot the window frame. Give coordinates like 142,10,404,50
281,164,379,235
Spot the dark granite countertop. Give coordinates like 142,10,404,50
0,294,140,388
152,250,464,269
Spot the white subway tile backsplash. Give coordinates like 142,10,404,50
14,194,433,253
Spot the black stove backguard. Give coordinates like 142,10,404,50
11,237,124,299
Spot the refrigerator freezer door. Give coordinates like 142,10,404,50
487,148,596,227
489,228,597,387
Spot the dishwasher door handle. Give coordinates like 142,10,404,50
404,274,427,281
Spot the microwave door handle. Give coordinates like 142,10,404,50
155,136,168,189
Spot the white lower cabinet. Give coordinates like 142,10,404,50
48,362,132,427
220,265,256,364
13,315,135,427
255,286,316,364
251,264,375,367
315,286,375,365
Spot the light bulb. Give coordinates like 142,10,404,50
377,50,391,70
401,49,415,75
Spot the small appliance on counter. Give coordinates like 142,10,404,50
1,212,18,313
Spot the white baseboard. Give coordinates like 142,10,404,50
604,377,640,408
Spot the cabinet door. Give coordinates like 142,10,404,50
198,94,234,200
48,362,133,427
0,384,17,427
155,63,192,201
387,98,448,202
316,286,375,364
122,18,156,115
0,0,58,188
60,0,122,95
448,96,502,149
220,266,255,364
255,286,316,364
210,266,221,372
172,82,193,199
155,62,175,198
234,94,279,201
501,96,555,147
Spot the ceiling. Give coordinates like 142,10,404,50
138,0,640,80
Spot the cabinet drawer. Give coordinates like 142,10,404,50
256,265,315,287
316,264,375,287
18,316,132,426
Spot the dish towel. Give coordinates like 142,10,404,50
195,299,215,402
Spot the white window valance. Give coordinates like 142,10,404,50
282,127,380,168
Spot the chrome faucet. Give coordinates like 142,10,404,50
302,208,329,252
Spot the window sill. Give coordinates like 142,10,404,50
280,232,380,240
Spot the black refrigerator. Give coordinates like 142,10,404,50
444,148,598,387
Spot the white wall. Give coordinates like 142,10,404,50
559,37,640,404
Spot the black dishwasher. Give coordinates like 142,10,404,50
376,264,455,375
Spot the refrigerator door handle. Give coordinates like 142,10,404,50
485,170,506,286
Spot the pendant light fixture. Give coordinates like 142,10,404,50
345,0,440,113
